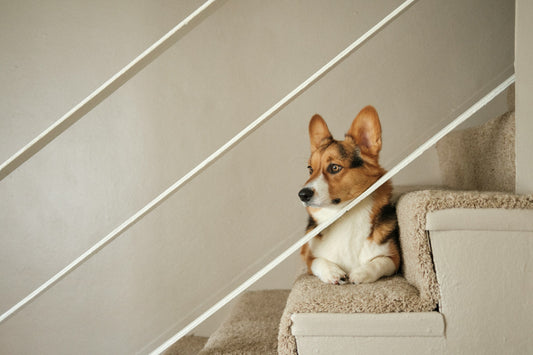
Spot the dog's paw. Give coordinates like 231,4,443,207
349,267,379,284
312,259,348,285
321,266,349,285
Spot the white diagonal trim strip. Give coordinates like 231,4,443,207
0,0,416,325
149,74,515,355
0,0,218,181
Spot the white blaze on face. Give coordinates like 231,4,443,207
303,174,331,207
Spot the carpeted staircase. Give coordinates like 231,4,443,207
165,87,529,354
164,290,290,355
164,335,208,355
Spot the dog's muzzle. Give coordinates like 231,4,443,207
298,187,314,203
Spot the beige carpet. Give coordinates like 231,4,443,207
278,274,436,355
436,110,515,192
397,189,533,305
163,335,208,355
199,289,290,354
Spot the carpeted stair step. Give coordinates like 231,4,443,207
163,335,208,355
278,184,447,354
277,274,437,354
199,289,290,354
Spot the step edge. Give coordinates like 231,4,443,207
426,208,533,232
291,312,444,338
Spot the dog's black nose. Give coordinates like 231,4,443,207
298,188,314,202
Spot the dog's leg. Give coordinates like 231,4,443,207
349,256,396,284
311,257,348,285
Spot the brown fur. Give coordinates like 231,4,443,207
300,106,400,276
300,243,315,274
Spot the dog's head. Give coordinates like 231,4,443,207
298,106,385,208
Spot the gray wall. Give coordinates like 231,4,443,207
0,0,514,354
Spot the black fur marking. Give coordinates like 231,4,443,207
376,204,397,224
350,148,364,168
306,215,317,231
336,143,348,159
331,198,341,204
386,226,400,250
373,203,399,245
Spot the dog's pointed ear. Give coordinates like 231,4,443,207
309,114,332,152
347,106,382,157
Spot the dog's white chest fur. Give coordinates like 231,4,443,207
309,196,375,273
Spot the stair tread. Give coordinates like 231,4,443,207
163,335,208,355
199,289,290,355
278,273,436,354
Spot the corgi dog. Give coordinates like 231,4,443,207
298,106,400,285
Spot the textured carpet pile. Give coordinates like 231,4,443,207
163,335,208,355
436,111,515,192
199,290,290,354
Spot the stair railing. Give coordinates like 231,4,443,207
0,0,417,325
0,0,218,182
0,0,515,354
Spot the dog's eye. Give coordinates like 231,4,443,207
307,166,313,175
327,164,343,174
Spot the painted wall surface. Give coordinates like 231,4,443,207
431,229,533,354
515,0,533,194
0,0,514,353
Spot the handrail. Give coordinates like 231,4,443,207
0,0,417,325
0,0,219,181
150,74,516,355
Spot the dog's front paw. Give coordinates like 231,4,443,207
349,267,379,284
311,258,348,285
320,266,349,285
